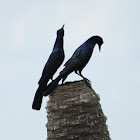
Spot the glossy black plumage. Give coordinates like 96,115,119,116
43,36,103,96
32,25,65,110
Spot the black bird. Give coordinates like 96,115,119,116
32,25,65,110
43,35,103,96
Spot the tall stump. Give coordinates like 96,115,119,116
46,80,111,140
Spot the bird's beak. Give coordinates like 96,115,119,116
99,45,101,52
62,24,65,29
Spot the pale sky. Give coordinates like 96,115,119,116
0,0,140,140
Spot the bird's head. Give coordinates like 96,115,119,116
97,36,103,51
57,25,64,37
91,36,103,51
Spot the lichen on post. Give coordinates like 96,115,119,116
46,80,111,140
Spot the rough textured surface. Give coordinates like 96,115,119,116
46,80,111,140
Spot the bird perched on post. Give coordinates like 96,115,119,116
32,25,65,110
43,35,103,96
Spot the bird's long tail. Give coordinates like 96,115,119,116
43,75,62,96
32,85,45,110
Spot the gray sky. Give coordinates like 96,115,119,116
0,0,140,139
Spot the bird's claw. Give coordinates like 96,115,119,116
83,77,91,83
83,78,92,88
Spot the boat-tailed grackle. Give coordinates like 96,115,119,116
43,35,103,96
32,25,65,110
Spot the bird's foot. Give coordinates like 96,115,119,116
83,77,91,82
83,78,92,88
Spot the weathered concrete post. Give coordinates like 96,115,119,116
46,80,111,140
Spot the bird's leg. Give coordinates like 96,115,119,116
62,75,67,84
79,71,92,88
51,76,55,82
75,71,83,78
80,73,91,82
75,71,91,82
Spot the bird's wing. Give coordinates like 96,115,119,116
38,49,62,85
43,49,61,72
64,47,81,66
60,48,83,75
